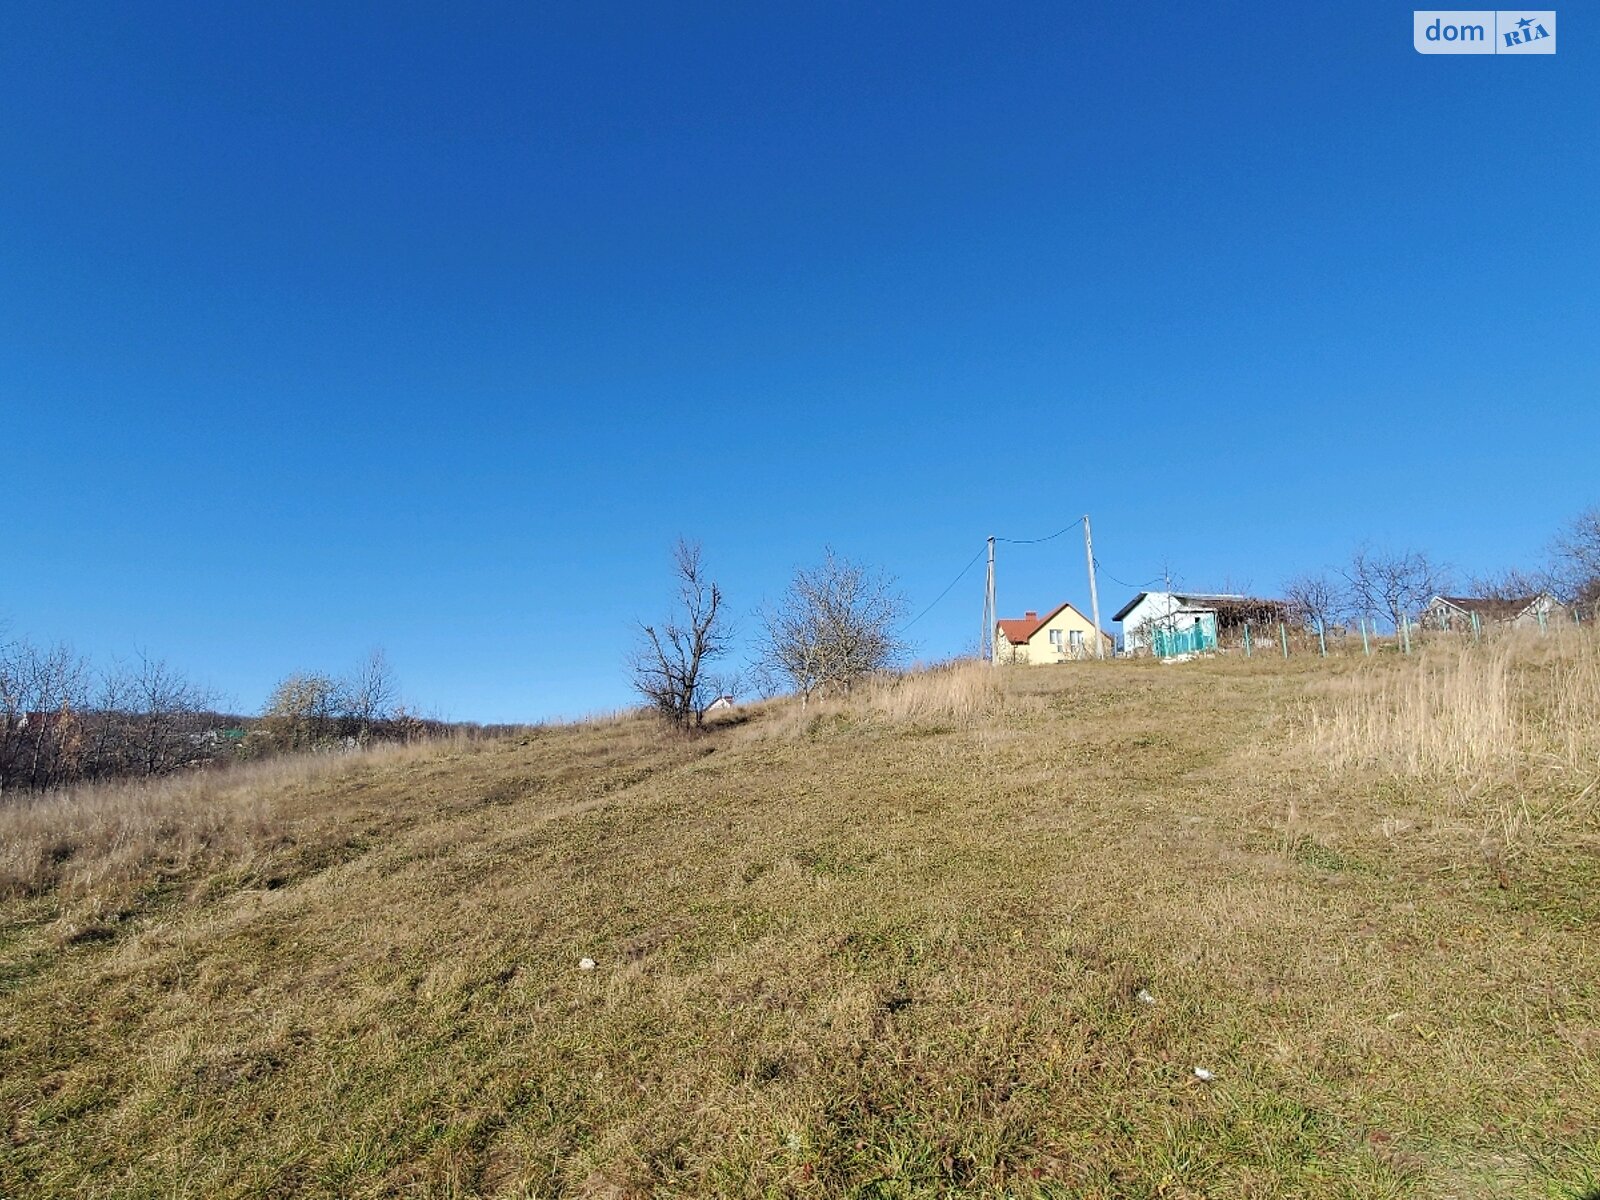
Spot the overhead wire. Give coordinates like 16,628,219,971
1092,558,1164,592
994,517,1084,545
899,543,988,632
903,520,1138,638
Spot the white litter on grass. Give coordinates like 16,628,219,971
1136,989,1157,1006
579,958,597,971
1192,1067,1215,1082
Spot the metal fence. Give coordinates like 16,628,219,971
1152,623,1215,657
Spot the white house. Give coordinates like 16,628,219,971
1114,591,1243,656
1115,591,1292,656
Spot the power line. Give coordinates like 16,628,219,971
995,517,1085,545
901,543,988,633
1088,566,1164,598
902,518,1108,639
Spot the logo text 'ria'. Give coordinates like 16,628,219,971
1503,15,1550,46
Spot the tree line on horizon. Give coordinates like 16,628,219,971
1279,504,1600,634
0,644,464,797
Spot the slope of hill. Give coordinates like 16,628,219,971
2,645,1597,1198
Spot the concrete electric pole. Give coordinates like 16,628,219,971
1083,515,1105,659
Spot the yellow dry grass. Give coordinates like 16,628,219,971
0,736,487,906
1298,631,1600,874
1,644,1597,1198
1306,630,1600,779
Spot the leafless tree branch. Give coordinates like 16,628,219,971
1340,545,1450,631
755,549,908,704
629,540,728,729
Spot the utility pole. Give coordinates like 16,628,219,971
985,536,997,668
1082,514,1104,659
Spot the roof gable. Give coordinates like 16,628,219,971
1111,592,1149,623
1431,593,1551,621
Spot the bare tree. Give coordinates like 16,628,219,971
1341,545,1449,632
1282,572,1345,632
80,660,137,781
0,639,90,793
259,652,399,750
1467,566,1553,603
756,549,908,704
0,637,223,791
343,648,398,742
629,540,728,729
124,654,216,776
0,635,24,793
1551,504,1600,607
262,672,345,750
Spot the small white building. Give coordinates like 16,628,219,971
1113,591,1229,656
1115,591,1292,655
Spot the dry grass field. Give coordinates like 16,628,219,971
2,635,1597,1198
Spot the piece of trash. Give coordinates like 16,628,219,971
1136,989,1157,1006
579,957,596,971
1192,1067,1215,1082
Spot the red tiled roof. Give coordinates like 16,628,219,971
996,618,1042,644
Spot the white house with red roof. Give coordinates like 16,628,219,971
995,601,1113,664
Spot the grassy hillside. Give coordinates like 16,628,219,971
2,640,1597,1198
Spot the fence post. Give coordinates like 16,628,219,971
1279,622,1290,659
1244,621,1252,657
1317,619,1327,657
1400,614,1412,654
1360,617,1371,656
1471,611,1481,643
1538,608,1548,634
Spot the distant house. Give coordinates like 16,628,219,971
15,711,70,735
703,695,736,713
1114,591,1289,656
995,602,1113,664
1423,592,1566,632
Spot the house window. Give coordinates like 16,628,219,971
1069,629,1084,650
1049,629,1063,648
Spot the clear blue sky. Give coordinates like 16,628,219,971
3,3,1595,721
